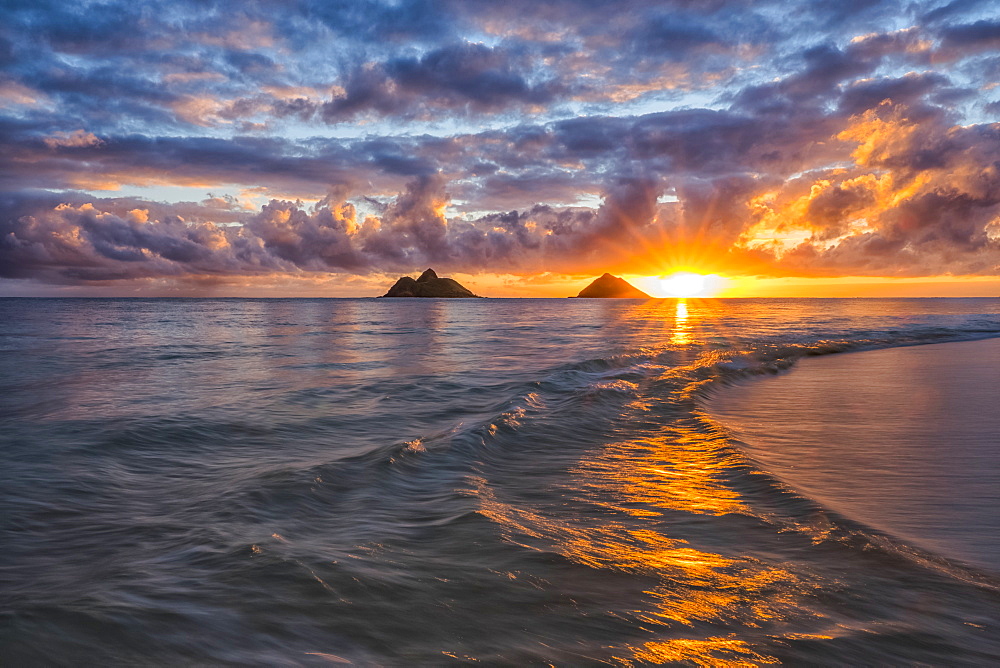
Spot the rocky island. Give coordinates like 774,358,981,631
574,273,651,298
381,268,482,298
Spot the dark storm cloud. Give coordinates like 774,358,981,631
0,127,373,194
938,19,1000,50
627,12,726,61
321,42,562,121
304,0,459,43
731,40,891,115
837,72,956,117
805,0,888,28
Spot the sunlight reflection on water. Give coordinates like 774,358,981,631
671,299,692,346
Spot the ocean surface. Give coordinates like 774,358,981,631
1,297,999,666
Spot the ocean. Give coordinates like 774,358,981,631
1,297,998,666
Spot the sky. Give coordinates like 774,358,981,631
1,0,999,297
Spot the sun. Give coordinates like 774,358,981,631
660,272,709,297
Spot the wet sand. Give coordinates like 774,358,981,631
704,336,1000,574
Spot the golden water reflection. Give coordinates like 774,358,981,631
476,413,810,665
581,428,749,518
671,299,692,346
631,636,780,667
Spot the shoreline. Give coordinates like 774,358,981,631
703,336,1000,574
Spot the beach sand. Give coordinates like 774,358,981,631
705,336,1000,574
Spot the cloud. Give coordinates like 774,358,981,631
321,42,563,121
1,0,999,293
42,130,103,149
938,19,1000,52
732,99,1000,276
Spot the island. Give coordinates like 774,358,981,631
574,273,651,298
380,268,482,298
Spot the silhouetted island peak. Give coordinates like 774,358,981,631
574,273,651,298
381,268,482,298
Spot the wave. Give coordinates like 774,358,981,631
5,299,1000,665
415,326,1000,664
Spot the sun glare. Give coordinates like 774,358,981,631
660,272,709,297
